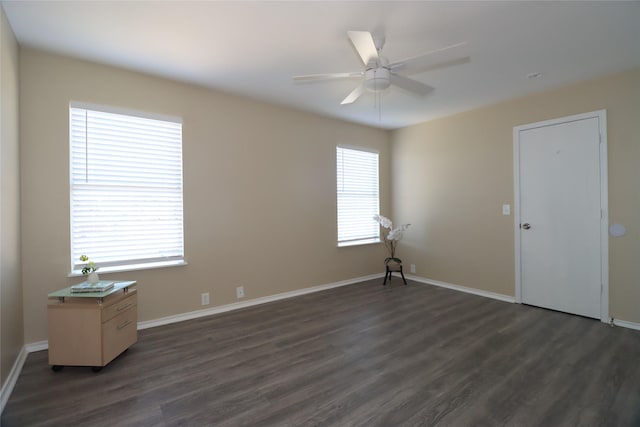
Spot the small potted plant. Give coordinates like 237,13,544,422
80,254,99,284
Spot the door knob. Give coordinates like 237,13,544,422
521,223,531,230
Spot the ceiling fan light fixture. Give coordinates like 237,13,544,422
292,31,468,105
364,68,391,92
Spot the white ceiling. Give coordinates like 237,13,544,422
3,1,639,129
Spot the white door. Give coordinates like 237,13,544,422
515,111,607,320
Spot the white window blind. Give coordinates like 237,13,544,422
336,146,380,246
70,104,184,272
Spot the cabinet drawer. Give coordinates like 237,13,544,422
102,292,137,323
102,306,137,365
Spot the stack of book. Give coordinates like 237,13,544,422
70,281,115,293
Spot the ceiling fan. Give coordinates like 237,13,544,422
293,31,470,105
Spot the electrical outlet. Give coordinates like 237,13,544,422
410,264,416,274
236,286,244,299
201,292,210,306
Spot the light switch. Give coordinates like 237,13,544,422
502,204,511,216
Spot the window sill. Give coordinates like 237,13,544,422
338,238,382,248
69,259,188,277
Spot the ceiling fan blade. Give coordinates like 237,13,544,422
340,83,365,105
347,31,379,66
389,74,434,96
293,71,363,81
389,42,469,74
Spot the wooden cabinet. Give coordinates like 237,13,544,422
47,281,137,369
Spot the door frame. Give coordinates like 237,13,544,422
513,110,609,323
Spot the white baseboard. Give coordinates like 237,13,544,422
138,273,384,330
613,319,640,330
406,274,516,303
410,275,640,331
17,273,385,354
0,345,28,414
25,340,48,352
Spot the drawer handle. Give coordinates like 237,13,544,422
116,302,132,312
117,320,133,330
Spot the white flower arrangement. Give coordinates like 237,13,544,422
373,214,410,259
79,254,98,275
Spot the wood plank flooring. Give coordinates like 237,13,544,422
3,279,640,426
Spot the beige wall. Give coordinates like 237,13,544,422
15,45,640,346
19,48,391,343
392,68,640,323
1,7,23,388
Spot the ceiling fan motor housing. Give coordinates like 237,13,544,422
364,68,391,92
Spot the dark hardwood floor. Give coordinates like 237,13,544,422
3,278,640,426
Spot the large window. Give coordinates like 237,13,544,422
336,145,380,246
70,103,184,273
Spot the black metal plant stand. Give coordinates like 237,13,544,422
383,257,407,286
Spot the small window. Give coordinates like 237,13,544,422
70,103,184,273
336,145,380,246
